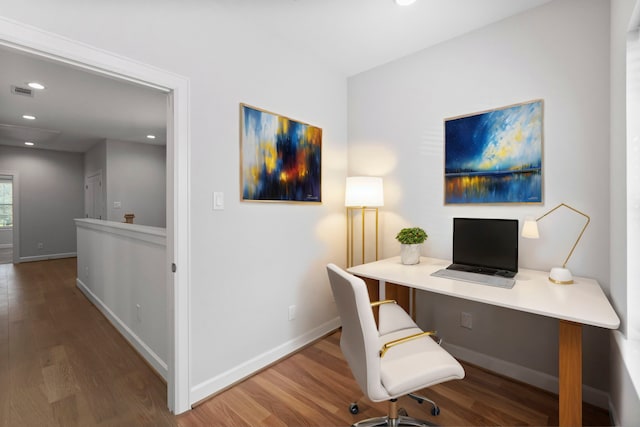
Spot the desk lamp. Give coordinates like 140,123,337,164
345,177,384,267
522,203,590,284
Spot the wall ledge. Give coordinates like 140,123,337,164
74,218,165,245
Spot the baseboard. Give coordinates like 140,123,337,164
443,341,610,409
190,316,342,406
20,252,77,262
76,278,168,380
0,244,12,249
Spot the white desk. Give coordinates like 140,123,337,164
348,256,620,427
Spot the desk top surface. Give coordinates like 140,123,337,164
348,256,620,329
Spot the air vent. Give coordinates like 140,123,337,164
10,85,34,97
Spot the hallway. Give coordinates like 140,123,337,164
0,258,176,426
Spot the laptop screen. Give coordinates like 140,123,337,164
452,218,519,273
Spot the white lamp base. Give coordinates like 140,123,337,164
549,267,574,285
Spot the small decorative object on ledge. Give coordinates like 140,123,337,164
395,227,428,265
124,213,135,224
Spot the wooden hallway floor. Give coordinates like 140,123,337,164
0,259,611,426
0,258,176,427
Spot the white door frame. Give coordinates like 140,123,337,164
0,18,191,413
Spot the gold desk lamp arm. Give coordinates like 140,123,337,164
536,203,591,269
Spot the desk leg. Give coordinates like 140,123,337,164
559,320,582,427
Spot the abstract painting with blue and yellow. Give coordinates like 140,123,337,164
241,104,322,202
444,100,543,204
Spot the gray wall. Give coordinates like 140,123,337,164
105,139,166,227
0,145,84,259
348,0,611,398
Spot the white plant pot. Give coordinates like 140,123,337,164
400,244,422,265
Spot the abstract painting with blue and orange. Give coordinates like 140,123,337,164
241,104,322,202
444,100,543,204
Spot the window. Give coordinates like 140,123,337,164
0,179,12,228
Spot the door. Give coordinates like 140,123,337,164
85,171,103,219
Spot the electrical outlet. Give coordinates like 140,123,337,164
460,312,473,329
288,305,297,321
37,242,43,249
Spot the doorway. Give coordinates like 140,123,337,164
0,17,191,414
0,175,13,264
84,171,103,220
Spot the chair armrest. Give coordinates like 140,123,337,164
370,299,397,308
379,331,437,358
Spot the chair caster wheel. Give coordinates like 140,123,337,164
431,407,440,416
415,398,424,404
349,403,359,414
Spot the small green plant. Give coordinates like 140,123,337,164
395,227,428,245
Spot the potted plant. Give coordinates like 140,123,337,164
395,227,428,265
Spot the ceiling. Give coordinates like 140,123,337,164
0,45,168,153
0,0,550,153
229,0,551,76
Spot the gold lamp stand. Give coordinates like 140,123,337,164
346,207,379,268
345,177,384,268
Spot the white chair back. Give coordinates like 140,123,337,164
326,263,390,401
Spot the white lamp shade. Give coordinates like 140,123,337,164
345,177,384,207
521,218,540,239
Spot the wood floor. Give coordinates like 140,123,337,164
1,259,611,426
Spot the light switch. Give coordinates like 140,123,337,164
213,192,224,210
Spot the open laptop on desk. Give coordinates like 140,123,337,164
431,218,518,289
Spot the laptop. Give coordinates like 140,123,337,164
431,218,519,288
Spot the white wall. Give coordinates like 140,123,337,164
0,145,84,260
349,0,612,402
0,0,347,404
0,228,11,247
105,139,166,227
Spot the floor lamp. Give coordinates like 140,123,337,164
345,177,384,268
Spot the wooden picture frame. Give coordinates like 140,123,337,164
444,99,543,204
240,104,322,203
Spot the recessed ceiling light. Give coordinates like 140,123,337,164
22,114,36,120
146,134,156,140
27,82,46,90
395,0,416,5
24,141,35,146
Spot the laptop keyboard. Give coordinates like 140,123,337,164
431,268,515,289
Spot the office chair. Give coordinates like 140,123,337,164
326,263,465,427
